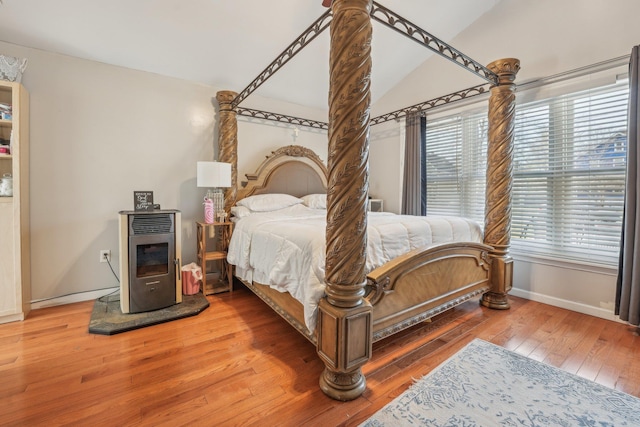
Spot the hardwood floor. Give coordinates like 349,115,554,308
1,284,638,426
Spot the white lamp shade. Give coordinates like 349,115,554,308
197,161,232,188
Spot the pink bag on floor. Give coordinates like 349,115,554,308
181,262,203,295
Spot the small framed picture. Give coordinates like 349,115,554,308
134,191,154,211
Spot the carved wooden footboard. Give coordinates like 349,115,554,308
234,241,491,347
366,242,491,342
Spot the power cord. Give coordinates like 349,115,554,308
31,286,118,304
31,255,122,305
105,255,120,283
98,288,120,303
98,254,121,303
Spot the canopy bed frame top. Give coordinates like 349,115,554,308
215,0,519,401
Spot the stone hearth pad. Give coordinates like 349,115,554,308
88,293,209,335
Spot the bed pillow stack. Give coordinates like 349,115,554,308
232,193,304,219
300,193,327,209
231,193,330,219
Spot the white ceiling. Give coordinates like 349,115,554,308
0,0,500,112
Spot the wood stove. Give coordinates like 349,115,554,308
118,210,182,314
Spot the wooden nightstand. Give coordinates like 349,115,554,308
196,221,233,295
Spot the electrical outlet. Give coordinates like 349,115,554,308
100,250,111,263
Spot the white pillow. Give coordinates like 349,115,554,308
301,193,327,209
230,205,252,218
236,193,303,212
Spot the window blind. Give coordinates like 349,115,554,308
424,113,487,224
511,85,628,264
424,81,628,266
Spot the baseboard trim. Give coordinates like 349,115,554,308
0,312,26,324
510,287,623,323
30,287,119,310
29,286,624,325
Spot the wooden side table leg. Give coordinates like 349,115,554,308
197,223,208,296
224,224,232,293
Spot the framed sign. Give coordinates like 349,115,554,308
134,191,154,211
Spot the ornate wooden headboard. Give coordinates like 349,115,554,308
237,145,328,200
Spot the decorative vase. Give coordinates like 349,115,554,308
204,197,214,224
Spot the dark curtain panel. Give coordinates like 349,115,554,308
402,112,426,215
420,115,427,215
616,45,640,326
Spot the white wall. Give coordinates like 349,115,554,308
369,120,403,214
236,120,328,183
510,257,618,321
0,41,218,305
369,0,640,321
374,0,640,113
0,41,327,307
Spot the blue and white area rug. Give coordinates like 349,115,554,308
361,338,640,426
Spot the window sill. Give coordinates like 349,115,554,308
510,250,618,276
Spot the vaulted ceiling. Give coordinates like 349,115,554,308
0,0,500,111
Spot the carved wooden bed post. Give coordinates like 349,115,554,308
216,90,239,215
481,58,520,310
317,0,373,401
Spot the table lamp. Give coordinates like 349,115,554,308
197,161,232,222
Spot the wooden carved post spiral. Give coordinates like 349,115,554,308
481,58,520,310
317,0,373,401
216,90,238,215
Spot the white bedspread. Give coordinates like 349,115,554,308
227,204,483,332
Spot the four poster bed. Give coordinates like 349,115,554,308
214,0,520,401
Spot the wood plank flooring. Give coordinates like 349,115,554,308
0,284,638,426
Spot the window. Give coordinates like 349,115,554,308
424,81,628,266
424,113,487,224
